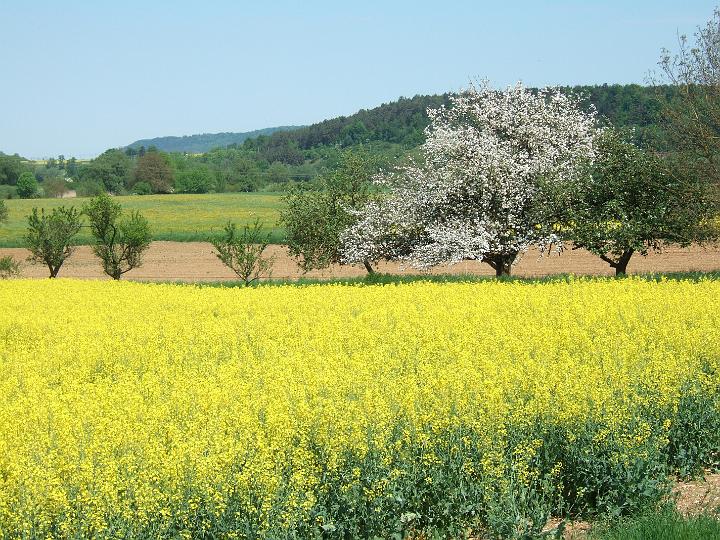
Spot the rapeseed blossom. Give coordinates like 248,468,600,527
0,278,717,538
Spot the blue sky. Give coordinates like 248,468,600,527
1,0,716,158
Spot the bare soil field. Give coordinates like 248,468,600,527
2,241,720,281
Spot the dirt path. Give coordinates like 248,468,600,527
2,241,720,281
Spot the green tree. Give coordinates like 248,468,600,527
83,194,152,279
16,172,39,198
65,157,78,177
266,162,290,184
211,219,274,285
175,168,214,193
133,152,174,193
43,177,69,198
564,129,718,275
80,149,132,193
25,206,82,278
281,149,377,273
0,153,31,185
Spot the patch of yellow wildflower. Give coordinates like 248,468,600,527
0,278,718,537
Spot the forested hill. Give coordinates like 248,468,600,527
126,126,302,153
126,84,674,160
237,84,677,163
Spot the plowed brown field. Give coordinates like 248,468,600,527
2,241,720,281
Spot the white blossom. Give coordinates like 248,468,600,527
341,82,599,275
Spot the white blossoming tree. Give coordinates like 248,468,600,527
341,82,599,276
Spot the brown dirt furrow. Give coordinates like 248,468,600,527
2,242,720,281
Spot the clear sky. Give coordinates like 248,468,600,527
1,0,716,158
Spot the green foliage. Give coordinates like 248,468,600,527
83,194,152,279
33,165,64,183
132,181,153,195
42,177,69,198
0,153,31,186
25,206,82,278
79,149,132,193
0,256,20,279
281,149,377,272
175,168,214,194
0,200,7,223
664,377,720,477
74,179,105,198
211,218,273,284
16,172,39,198
0,185,17,199
65,157,78,177
564,129,718,275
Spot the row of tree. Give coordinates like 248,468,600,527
281,84,717,277
0,195,275,284
0,195,151,279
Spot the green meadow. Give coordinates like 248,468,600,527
0,193,285,247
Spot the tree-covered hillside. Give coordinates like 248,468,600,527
237,84,676,167
2,84,681,198
126,126,303,154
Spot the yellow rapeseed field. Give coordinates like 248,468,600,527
0,278,719,538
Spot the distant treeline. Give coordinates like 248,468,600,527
0,84,678,198
125,126,303,154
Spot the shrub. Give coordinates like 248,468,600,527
211,218,273,284
0,256,20,279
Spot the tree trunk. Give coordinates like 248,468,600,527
363,259,375,275
601,249,634,276
613,249,634,276
48,263,58,278
486,253,516,277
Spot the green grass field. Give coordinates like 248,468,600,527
0,193,284,247
589,509,720,539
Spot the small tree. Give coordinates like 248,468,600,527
281,150,377,273
16,172,39,198
83,194,152,279
211,218,274,285
0,256,20,279
565,129,718,275
25,206,82,278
